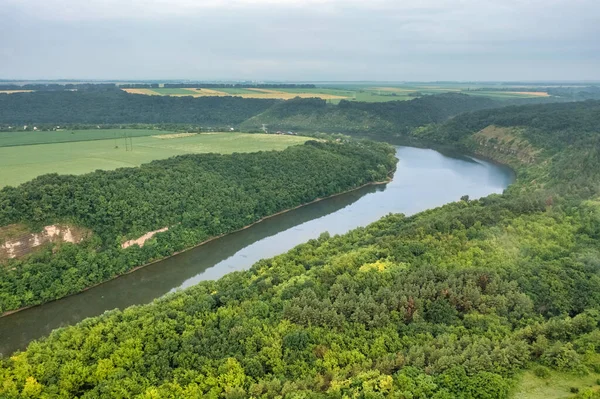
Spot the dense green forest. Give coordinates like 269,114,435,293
0,90,567,140
0,91,277,125
0,91,505,131
239,94,503,135
0,140,396,313
2,101,600,398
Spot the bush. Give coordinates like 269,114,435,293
533,365,551,379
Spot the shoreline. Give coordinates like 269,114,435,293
0,176,393,319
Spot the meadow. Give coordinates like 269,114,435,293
513,368,600,398
0,132,308,188
0,128,164,147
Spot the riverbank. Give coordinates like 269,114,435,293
0,177,393,319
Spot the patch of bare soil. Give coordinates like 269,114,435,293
122,227,169,249
0,224,91,260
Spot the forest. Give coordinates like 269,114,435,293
239,94,503,135
0,89,568,137
0,83,119,92
1,100,600,398
0,90,505,130
0,140,396,313
0,91,278,125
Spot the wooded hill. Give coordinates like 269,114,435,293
0,91,508,131
239,94,502,135
0,140,396,314
2,102,600,398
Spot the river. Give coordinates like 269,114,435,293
0,146,514,356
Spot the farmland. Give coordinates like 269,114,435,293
121,83,555,102
0,128,163,147
124,87,351,100
0,132,308,188
0,90,33,94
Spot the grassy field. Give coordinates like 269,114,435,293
0,132,309,188
512,369,600,398
0,128,166,147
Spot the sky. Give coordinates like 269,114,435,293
1,0,599,81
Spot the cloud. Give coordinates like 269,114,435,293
1,0,599,80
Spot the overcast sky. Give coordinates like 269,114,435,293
1,0,599,81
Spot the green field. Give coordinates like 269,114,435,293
513,369,600,398
0,128,164,147
325,84,550,101
0,132,308,188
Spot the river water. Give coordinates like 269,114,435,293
0,146,514,356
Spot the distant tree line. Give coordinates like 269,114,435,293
0,83,316,91
0,83,118,91
0,91,279,125
119,83,160,89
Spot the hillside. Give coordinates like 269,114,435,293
240,94,503,136
2,102,600,398
0,140,396,314
412,100,600,194
1,91,510,135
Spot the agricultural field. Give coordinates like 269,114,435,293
461,90,550,98
123,87,351,100
0,90,34,94
323,84,551,100
0,132,308,188
121,84,553,102
0,128,163,147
